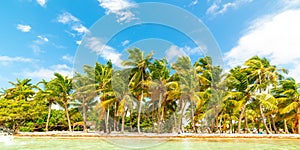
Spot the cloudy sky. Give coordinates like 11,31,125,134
1,0,300,88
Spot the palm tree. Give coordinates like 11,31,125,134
93,61,114,133
51,73,73,132
172,56,201,133
244,56,286,134
5,78,35,101
225,66,251,133
275,78,300,133
35,79,58,132
148,58,175,133
122,48,153,134
72,72,98,133
112,69,133,133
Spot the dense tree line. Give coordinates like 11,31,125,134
1,48,300,134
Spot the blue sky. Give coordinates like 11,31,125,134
1,0,300,89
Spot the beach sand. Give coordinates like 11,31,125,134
14,132,300,139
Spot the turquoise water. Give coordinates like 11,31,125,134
1,137,300,150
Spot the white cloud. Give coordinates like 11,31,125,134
37,35,49,42
189,0,198,6
62,55,74,64
165,45,187,63
23,64,73,81
98,0,137,23
206,0,253,16
85,37,123,67
57,12,79,24
17,24,31,32
121,40,130,46
225,9,300,80
30,35,49,54
0,56,33,66
76,40,82,45
165,45,204,63
36,0,47,7
57,12,89,44
71,24,89,34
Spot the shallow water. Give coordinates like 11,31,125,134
1,137,300,150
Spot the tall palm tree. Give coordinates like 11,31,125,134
225,66,251,133
148,58,174,133
122,48,153,134
244,56,286,134
51,73,73,132
172,56,201,133
275,78,300,133
73,72,98,133
94,61,113,133
112,69,133,133
35,79,58,132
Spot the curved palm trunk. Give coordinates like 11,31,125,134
64,101,72,132
284,119,289,134
121,109,126,134
237,105,246,133
244,110,249,133
45,102,52,132
271,115,277,134
259,104,271,134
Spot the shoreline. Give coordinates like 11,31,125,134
13,132,300,139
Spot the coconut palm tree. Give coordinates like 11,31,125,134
172,56,201,133
244,56,287,134
51,73,73,132
112,69,133,133
122,48,153,134
88,61,114,133
274,78,300,133
72,72,98,133
225,66,251,133
35,79,58,132
5,78,35,101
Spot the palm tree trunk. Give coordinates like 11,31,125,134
137,96,143,134
284,119,289,134
237,105,245,133
64,101,72,132
106,108,110,133
191,102,196,133
45,102,52,132
121,109,126,134
83,102,88,133
157,93,163,133
152,100,155,133
244,110,249,133
173,112,177,133
271,115,277,134
129,109,133,132
114,102,117,132
259,103,271,134
179,99,187,133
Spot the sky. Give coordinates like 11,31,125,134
1,0,300,89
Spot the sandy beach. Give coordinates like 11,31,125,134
13,132,300,139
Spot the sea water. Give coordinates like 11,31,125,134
1,137,300,150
